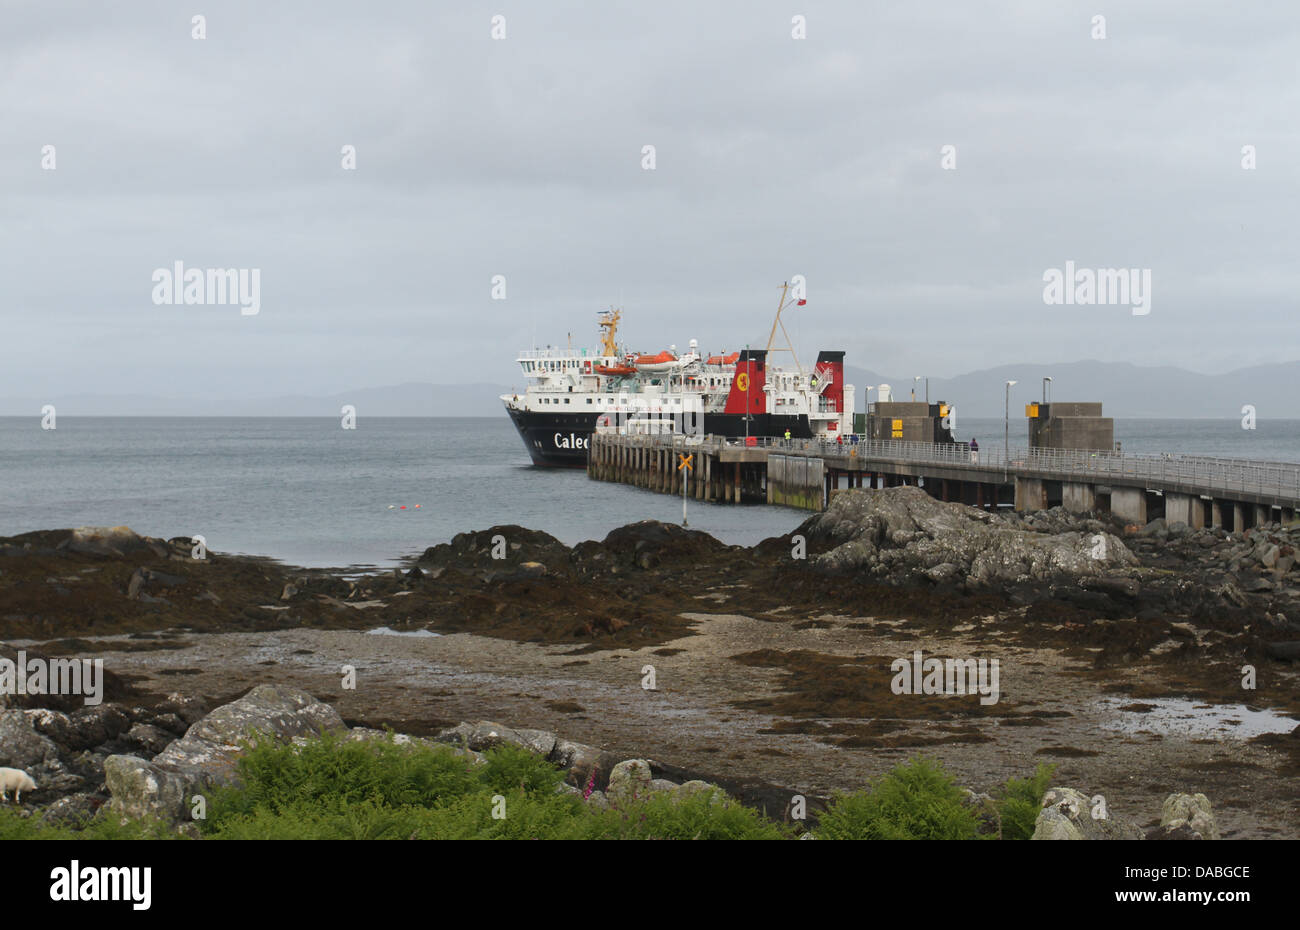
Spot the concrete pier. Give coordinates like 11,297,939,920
1062,481,1097,513
1014,477,1047,512
587,433,1300,522
1165,492,1192,527
1111,487,1147,524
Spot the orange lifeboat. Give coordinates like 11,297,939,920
634,351,678,372
705,352,739,366
595,363,637,377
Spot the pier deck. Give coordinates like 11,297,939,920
588,433,1300,529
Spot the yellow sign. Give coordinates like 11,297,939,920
1026,403,1040,418
736,372,749,392
891,418,903,430
677,454,693,471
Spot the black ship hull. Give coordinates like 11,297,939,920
506,406,815,468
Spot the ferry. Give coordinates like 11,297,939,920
502,285,855,467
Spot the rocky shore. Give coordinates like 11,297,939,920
2,487,1299,837
0,682,1225,840
6,487,1299,676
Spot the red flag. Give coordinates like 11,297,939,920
797,298,807,306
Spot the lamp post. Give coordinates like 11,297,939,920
1042,376,1052,405
681,451,689,527
913,375,921,402
1005,380,1018,481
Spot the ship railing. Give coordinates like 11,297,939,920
516,347,595,360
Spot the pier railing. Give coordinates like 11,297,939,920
598,433,1300,502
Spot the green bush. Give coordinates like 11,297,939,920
0,806,182,840
476,742,566,798
817,757,980,840
0,807,71,840
198,733,785,839
205,731,482,827
202,734,585,839
995,762,1055,840
206,791,586,841
574,790,788,840
7,731,1058,840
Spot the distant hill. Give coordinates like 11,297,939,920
3,361,1297,418
843,361,1300,419
0,382,513,417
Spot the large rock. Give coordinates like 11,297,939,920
123,723,175,755
962,788,1001,837
599,521,730,570
435,722,618,788
103,755,217,823
606,759,654,802
64,705,132,750
24,704,134,754
417,526,571,577
1031,787,1144,840
345,727,484,762
39,792,104,827
801,488,1137,590
548,738,623,790
104,685,344,821
0,709,82,798
437,721,519,751
153,692,211,726
1159,793,1219,840
62,526,156,558
435,721,557,759
0,709,61,769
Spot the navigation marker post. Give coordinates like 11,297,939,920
678,452,693,526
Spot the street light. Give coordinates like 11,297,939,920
1004,380,1018,481
1042,376,1052,405
913,375,922,402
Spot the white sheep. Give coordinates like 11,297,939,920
0,767,38,802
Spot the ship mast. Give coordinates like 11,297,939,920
598,307,621,358
764,282,803,375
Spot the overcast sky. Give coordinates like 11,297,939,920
2,0,1297,402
